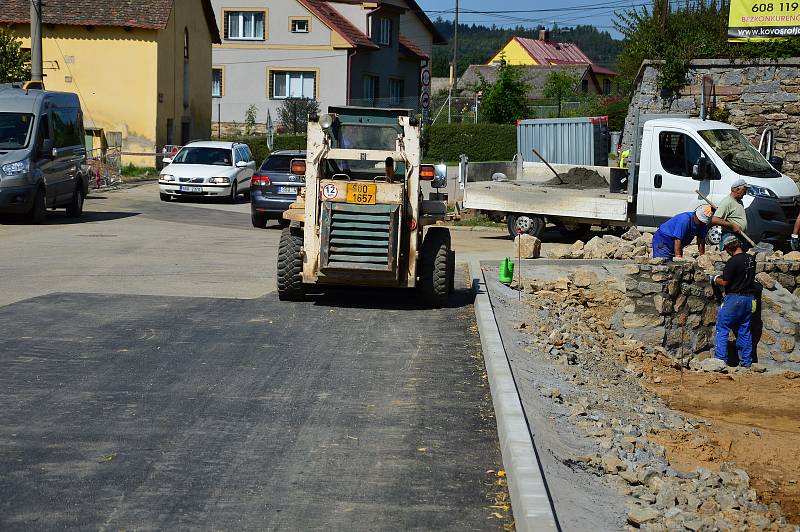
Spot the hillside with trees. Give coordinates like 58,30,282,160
431,20,623,78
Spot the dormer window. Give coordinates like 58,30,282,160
378,18,391,46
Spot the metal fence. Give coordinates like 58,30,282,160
87,146,122,188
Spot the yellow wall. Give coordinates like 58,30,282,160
156,0,214,153
488,39,538,66
13,24,159,166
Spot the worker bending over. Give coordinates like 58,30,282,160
652,206,710,261
712,235,757,368
712,179,749,250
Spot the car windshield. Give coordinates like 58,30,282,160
0,112,35,149
172,147,232,166
260,155,298,172
699,129,780,178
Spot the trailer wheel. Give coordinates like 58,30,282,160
420,227,452,308
706,224,722,247
277,226,305,301
507,213,545,239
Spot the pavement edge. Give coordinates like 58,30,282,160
469,260,558,532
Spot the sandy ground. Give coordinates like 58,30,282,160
646,369,800,523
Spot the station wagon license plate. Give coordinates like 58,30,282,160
179,186,203,193
346,183,377,205
277,186,298,195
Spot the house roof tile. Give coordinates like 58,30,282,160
399,35,428,59
297,0,378,49
0,0,220,43
508,36,618,77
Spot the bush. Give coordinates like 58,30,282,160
424,124,516,162
223,135,307,165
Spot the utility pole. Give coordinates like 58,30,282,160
447,0,459,124
30,0,43,83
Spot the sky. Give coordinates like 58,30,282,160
415,0,651,37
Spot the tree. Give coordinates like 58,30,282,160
478,61,530,124
543,71,580,118
615,2,800,93
244,104,258,135
277,98,320,135
0,26,30,83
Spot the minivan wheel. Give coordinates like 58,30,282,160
66,184,84,218
27,187,46,224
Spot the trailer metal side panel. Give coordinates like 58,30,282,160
463,182,628,222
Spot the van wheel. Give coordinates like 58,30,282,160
508,213,545,239
27,187,46,224
66,184,84,218
277,226,305,301
420,227,452,308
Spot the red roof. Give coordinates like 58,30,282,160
297,0,378,49
0,0,220,43
399,35,428,59
511,36,618,76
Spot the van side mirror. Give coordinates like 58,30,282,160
769,155,784,172
692,157,719,181
39,139,53,158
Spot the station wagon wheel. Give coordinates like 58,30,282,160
229,181,238,204
277,226,305,301
507,213,545,239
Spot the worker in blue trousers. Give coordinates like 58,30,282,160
652,205,711,261
711,235,757,367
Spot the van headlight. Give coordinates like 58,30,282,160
209,177,231,184
160,174,175,182
2,160,29,176
747,185,776,198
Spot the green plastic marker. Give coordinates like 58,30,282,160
499,257,514,284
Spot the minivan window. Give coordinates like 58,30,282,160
0,113,35,149
52,108,82,148
699,129,779,178
172,147,233,165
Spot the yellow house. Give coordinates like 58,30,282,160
488,30,619,95
2,0,221,166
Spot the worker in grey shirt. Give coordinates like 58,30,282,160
712,178,749,250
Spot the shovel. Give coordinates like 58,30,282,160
695,189,774,253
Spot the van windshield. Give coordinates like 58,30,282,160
0,113,35,149
699,129,780,178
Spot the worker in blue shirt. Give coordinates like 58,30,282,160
652,206,711,260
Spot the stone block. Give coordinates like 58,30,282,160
654,294,673,315
780,337,796,353
638,281,664,294
756,272,776,290
702,304,718,326
514,234,542,259
692,330,710,353
687,296,706,312
624,314,664,328
572,268,599,288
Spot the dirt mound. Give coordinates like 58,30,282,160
543,167,609,189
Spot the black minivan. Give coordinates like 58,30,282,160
0,85,88,223
250,150,306,228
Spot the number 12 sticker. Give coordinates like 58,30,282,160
322,184,338,199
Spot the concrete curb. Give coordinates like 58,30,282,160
470,260,559,532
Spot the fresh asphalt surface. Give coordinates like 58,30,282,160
0,184,507,530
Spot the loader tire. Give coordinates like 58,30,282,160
420,227,452,308
277,226,305,301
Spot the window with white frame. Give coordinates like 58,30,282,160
271,71,316,99
378,18,391,45
225,11,265,40
363,75,379,104
291,18,309,33
388,79,403,105
212,68,223,97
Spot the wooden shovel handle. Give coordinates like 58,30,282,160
695,189,758,246
695,189,717,210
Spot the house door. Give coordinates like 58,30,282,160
181,120,191,146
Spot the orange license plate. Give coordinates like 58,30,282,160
346,183,377,205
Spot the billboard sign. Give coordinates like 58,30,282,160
729,0,800,41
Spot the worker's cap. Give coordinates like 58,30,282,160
730,178,749,190
695,205,711,224
722,235,740,248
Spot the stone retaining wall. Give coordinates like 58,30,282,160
622,258,800,367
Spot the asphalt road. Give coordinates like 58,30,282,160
0,184,508,530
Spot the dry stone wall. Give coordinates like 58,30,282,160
622,256,800,368
623,58,800,180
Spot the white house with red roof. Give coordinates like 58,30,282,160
488,30,618,95
210,0,445,129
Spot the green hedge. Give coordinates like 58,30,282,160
223,135,307,165
423,124,517,162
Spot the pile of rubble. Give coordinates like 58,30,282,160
545,228,653,260
510,271,794,530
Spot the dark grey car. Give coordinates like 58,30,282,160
250,150,305,228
